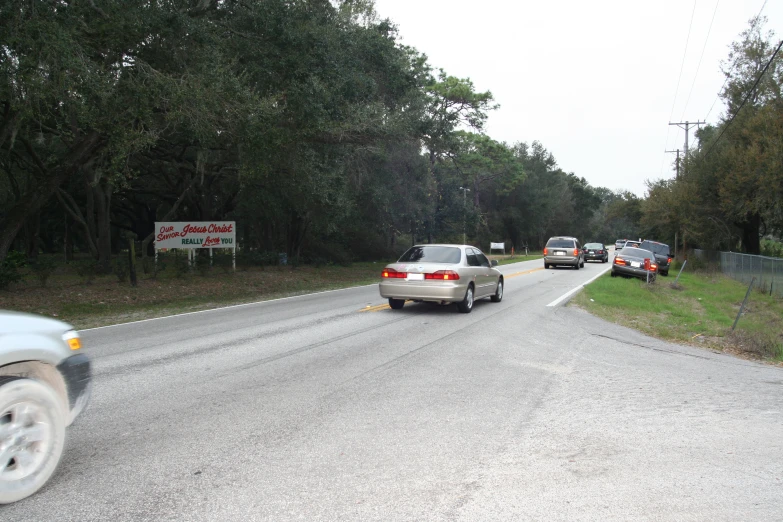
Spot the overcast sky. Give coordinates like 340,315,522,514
372,0,783,196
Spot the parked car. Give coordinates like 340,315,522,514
611,247,659,281
0,311,92,504
543,236,585,270
638,239,672,276
582,242,609,263
614,239,627,250
379,245,503,313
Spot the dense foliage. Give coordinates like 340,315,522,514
643,17,783,255
2,2,777,273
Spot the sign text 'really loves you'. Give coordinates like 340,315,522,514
154,222,236,249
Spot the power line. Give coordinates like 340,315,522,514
668,0,698,124
681,0,720,120
660,0,698,176
703,38,783,158
704,0,768,121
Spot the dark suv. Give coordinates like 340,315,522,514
638,240,672,276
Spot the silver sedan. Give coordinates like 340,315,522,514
379,244,504,313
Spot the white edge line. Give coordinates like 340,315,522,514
546,265,612,307
80,283,379,332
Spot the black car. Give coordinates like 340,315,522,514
582,242,608,263
611,247,659,281
638,240,672,276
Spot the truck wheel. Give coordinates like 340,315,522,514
0,376,66,504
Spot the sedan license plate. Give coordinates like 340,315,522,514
555,251,566,256
588,251,595,254
406,273,424,281
630,261,641,268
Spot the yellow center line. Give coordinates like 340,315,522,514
505,267,544,279
359,303,392,312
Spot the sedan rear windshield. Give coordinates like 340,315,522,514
584,243,603,249
620,247,653,259
546,239,575,248
640,241,670,255
398,246,462,264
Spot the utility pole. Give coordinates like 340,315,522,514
668,120,705,171
458,186,470,245
665,149,681,179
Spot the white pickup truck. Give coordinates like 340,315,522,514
0,311,92,504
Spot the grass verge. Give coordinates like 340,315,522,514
570,269,783,362
490,253,543,265
0,262,384,330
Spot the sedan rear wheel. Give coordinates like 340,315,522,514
388,298,405,310
0,377,66,505
491,279,503,302
457,284,474,313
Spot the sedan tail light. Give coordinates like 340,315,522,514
598,250,604,254
381,268,406,279
425,270,460,280
543,247,548,255
614,257,627,266
667,257,673,264
644,259,658,271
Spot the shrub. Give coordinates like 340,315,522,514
74,259,98,285
212,250,234,274
761,239,783,259
5,250,26,268
146,253,168,279
194,251,211,276
172,252,190,278
30,257,58,288
0,260,23,290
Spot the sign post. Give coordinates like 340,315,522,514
490,242,505,255
154,221,236,272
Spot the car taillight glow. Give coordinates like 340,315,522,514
425,270,460,280
668,257,672,264
614,257,627,266
381,268,405,279
573,249,579,256
650,263,658,271
543,248,548,255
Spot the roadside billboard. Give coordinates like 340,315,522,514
154,222,235,249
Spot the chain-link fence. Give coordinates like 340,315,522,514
693,249,783,298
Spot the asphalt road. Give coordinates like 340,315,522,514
3,256,782,521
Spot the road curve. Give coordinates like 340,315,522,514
3,257,782,521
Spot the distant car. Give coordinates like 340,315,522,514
611,247,659,281
624,240,641,248
543,236,585,270
0,311,92,504
614,239,627,250
379,244,503,313
638,240,672,276
582,242,608,263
